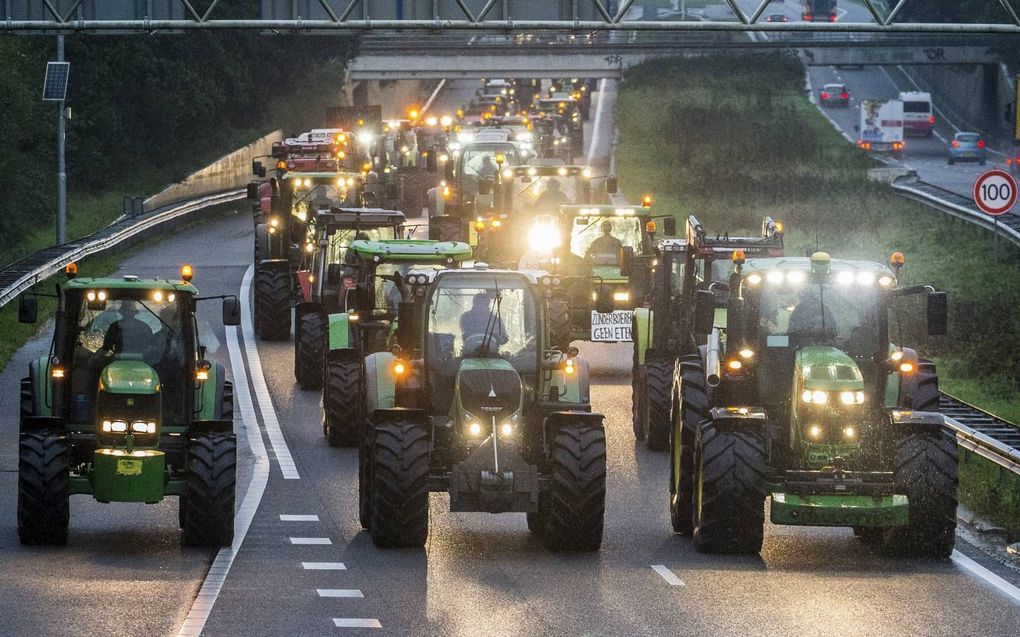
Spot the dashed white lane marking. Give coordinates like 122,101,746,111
176,320,273,636
651,564,685,586
952,550,1020,605
280,514,320,522
239,264,300,479
303,562,347,570
291,537,333,545
333,619,382,629
318,589,364,598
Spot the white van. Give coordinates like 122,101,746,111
899,91,934,137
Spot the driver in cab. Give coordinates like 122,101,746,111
460,292,508,352
586,220,623,264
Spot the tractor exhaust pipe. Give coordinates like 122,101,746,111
706,328,722,387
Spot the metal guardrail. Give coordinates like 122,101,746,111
0,188,245,309
890,176,1020,248
942,392,1020,476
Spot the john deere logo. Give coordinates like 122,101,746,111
127,398,136,406
116,459,143,476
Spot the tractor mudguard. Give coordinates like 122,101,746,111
27,356,54,418
365,351,397,415
633,308,653,364
327,313,354,350
194,362,226,421
889,409,945,435
21,416,64,433
707,406,768,433
551,355,591,405
190,420,235,435
372,407,429,426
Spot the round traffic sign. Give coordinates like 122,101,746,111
973,169,1018,216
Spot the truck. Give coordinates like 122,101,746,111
899,91,935,137
802,0,837,22
857,99,905,158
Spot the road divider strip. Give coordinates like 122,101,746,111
280,514,320,522
651,565,685,586
334,619,382,629
951,550,1020,605
317,589,364,598
290,537,333,545
303,562,347,570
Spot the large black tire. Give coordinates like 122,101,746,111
544,424,607,551
218,380,234,421
370,419,431,548
255,266,291,341
671,356,707,534
644,359,675,451
295,312,326,390
181,433,236,547
429,216,463,243
692,419,766,554
911,360,940,412
18,430,70,545
324,359,365,448
547,298,571,351
358,424,373,531
884,432,958,558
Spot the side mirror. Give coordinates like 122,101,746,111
18,295,38,324
246,182,259,201
478,177,494,196
927,291,947,336
426,151,437,173
252,160,266,178
619,246,634,278
605,175,618,194
595,285,614,314
663,216,677,236
694,289,715,334
222,297,241,326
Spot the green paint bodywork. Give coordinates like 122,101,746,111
796,346,864,392
92,450,166,503
365,352,396,414
633,308,652,364
452,358,523,428
791,347,866,468
194,362,219,421
348,239,472,261
99,360,160,395
770,492,909,528
328,313,352,350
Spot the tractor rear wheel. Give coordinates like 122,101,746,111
181,432,236,547
884,432,957,558
911,360,940,411
671,356,707,534
544,423,607,551
644,359,675,451
547,298,572,351
370,419,430,548
324,359,364,447
358,415,374,530
295,312,326,390
692,419,765,554
255,266,291,341
18,430,70,545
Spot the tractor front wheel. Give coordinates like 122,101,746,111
671,356,707,534
295,312,326,390
644,359,675,451
370,419,430,548
544,423,607,551
884,432,957,558
324,359,364,448
547,298,572,351
255,266,291,341
181,432,236,547
691,419,765,554
18,430,70,545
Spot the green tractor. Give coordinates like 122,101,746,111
17,263,240,546
318,238,472,447
358,267,607,550
673,251,955,557
291,208,407,391
632,216,784,450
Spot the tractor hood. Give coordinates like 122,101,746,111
99,360,160,395
454,358,523,425
795,346,864,391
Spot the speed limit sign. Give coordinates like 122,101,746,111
973,169,1018,216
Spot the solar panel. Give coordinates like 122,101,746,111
42,62,70,101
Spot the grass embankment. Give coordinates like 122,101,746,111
615,56,1020,534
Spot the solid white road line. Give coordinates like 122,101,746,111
586,78,608,165
176,322,272,637
280,514,320,522
318,589,364,598
952,550,1020,605
291,537,333,545
303,562,347,570
239,264,300,479
333,619,382,629
651,564,685,586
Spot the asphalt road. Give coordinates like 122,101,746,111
3,78,1020,636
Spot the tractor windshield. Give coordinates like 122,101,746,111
292,184,349,220
325,226,400,265
372,264,446,312
425,273,539,410
569,215,642,264
511,175,583,213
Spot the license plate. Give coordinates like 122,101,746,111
590,310,633,342
116,459,143,476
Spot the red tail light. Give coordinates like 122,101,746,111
928,115,936,124
951,140,960,148
977,140,986,148
820,92,830,100
803,14,812,21
840,92,849,99
829,14,837,22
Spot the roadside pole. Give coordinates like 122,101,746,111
57,35,67,245
973,169,1019,263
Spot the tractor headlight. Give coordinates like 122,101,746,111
499,422,515,437
839,391,865,405
102,419,128,433
807,424,823,440
801,390,829,405
468,422,483,437
131,421,157,434
612,290,630,303
527,223,561,254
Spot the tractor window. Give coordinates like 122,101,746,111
512,176,582,213
325,226,399,265
372,264,445,312
293,184,346,217
570,216,642,263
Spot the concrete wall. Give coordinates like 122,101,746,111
345,80,441,119
910,64,1007,140
144,129,283,210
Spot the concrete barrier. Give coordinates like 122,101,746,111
145,129,283,210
